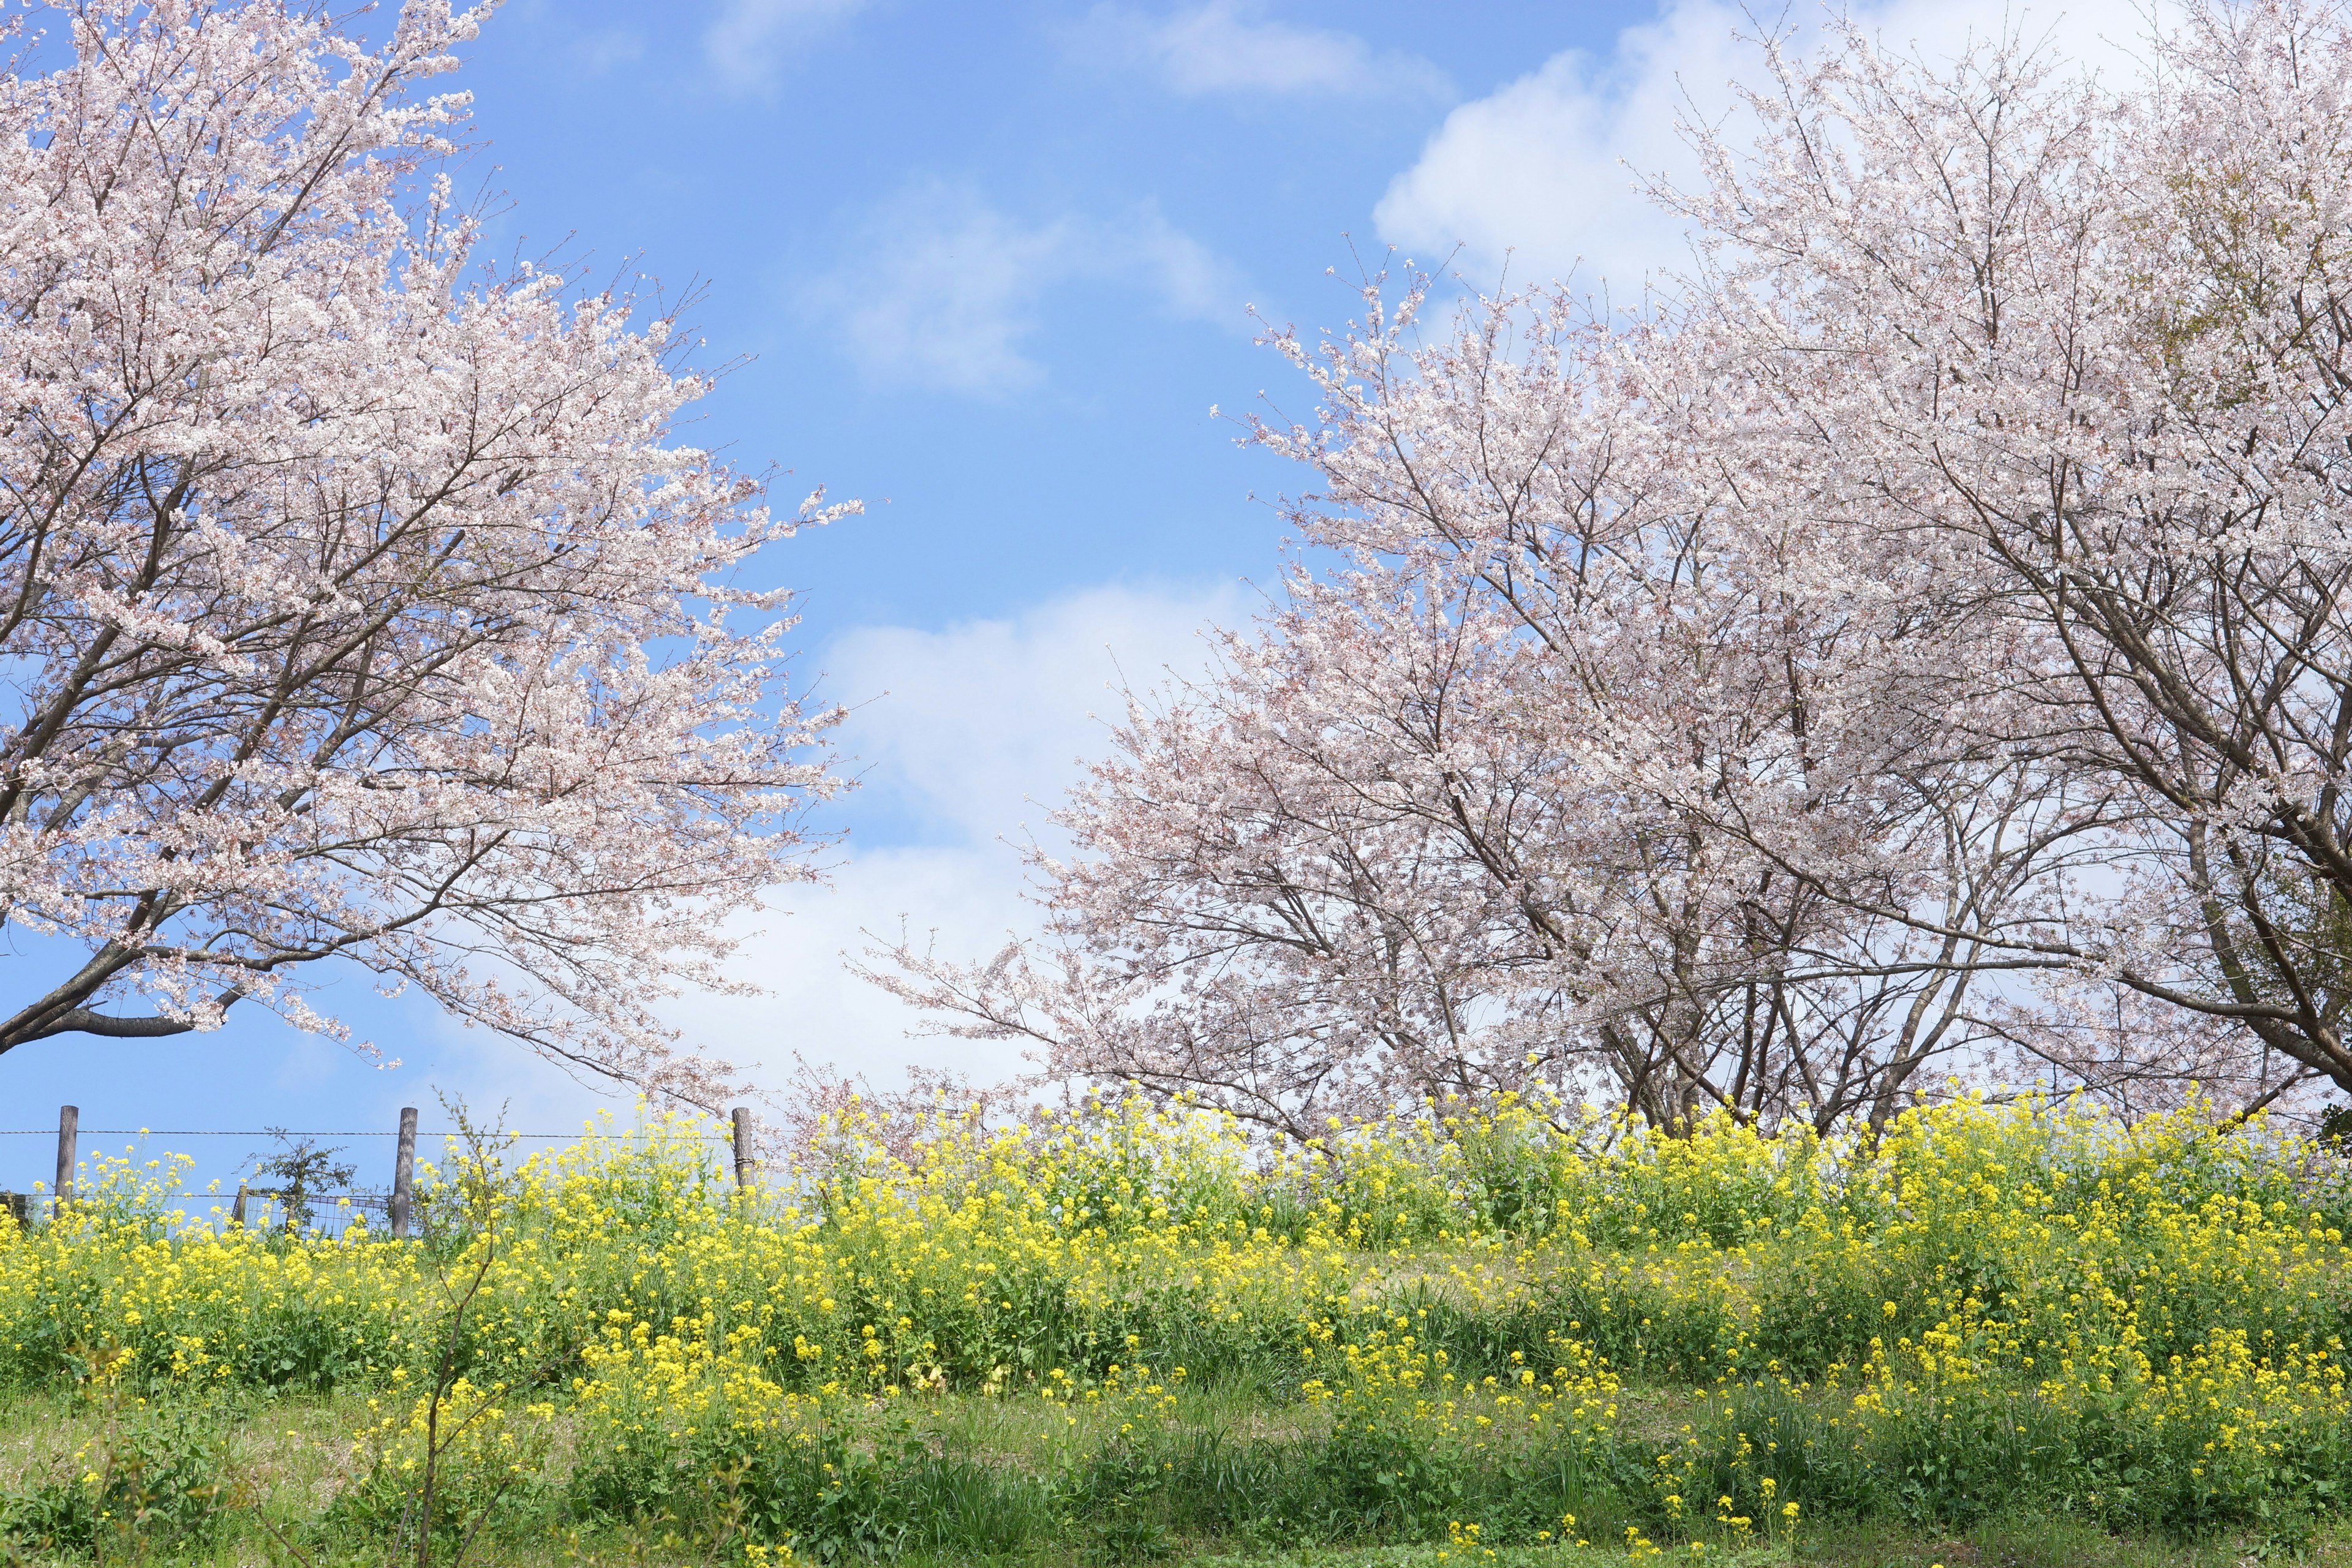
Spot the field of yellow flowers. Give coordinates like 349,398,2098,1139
1,1092,2350,1567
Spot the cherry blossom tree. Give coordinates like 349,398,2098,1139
878,0,2352,1130
875,288,2084,1135
0,0,846,1108
1662,0,2352,1112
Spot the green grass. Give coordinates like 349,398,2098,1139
2,1385,2345,1568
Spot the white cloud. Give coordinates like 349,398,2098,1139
1376,0,2172,291
662,582,1248,1089
570,29,646,77
827,582,1248,843
704,0,868,91
805,181,1248,395
1076,1,1450,99
667,845,1041,1092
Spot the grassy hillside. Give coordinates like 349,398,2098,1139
1,1093,2348,1566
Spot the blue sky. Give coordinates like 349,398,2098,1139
0,0,2151,1195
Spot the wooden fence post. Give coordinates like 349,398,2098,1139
52,1105,76,1214
231,1183,247,1228
391,1106,418,1238
730,1107,753,1190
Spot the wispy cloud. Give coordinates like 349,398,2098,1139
571,29,646,77
704,0,870,91
1075,1,1449,99
662,582,1247,1087
803,180,1247,396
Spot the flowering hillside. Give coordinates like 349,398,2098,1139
1,1096,2348,1564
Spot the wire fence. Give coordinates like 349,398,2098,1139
1,1104,760,1238
0,1128,726,1140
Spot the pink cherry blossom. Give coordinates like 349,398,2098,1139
0,0,849,1110
876,0,2352,1131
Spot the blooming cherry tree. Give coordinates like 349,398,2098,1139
876,288,2068,1133
880,0,2352,1129
1665,0,2352,1110
0,0,846,1107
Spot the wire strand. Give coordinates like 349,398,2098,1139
0,1129,725,1140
